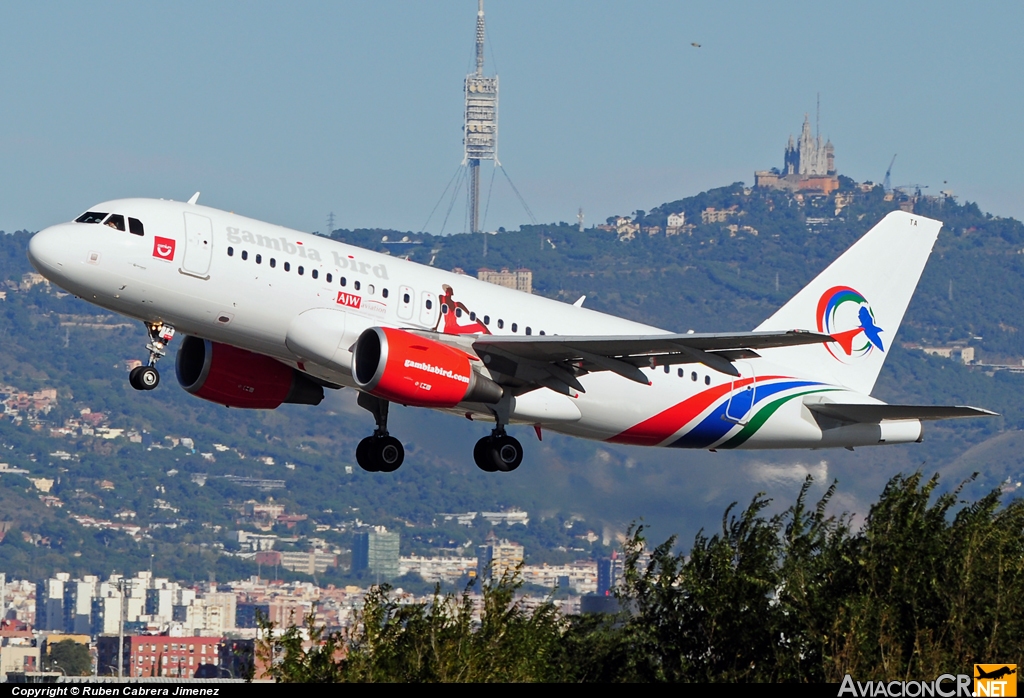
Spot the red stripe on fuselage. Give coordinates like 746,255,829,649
609,375,789,446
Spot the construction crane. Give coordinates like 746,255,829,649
882,154,896,193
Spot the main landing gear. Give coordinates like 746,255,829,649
470,393,523,472
355,393,405,473
129,322,175,391
473,428,524,473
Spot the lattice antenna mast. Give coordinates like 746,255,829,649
475,0,485,77
463,0,498,234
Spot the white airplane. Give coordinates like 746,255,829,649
27,197,993,472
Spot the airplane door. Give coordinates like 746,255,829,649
397,285,414,322
181,212,213,278
420,291,437,328
724,361,756,425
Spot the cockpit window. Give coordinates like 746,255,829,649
105,214,126,232
128,217,144,236
76,211,108,224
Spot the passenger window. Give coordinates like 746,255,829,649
455,308,462,318
469,311,476,321
128,217,145,236
241,250,248,260
341,277,347,286
326,273,333,283
539,330,545,335
425,299,432,310
298,266,304,275
367,284,374,294
382,288,388,298
497,319,504,329
704,375,711,385
663,365,670,374
691,372,697,381
312,269,318,279
511,323,518,333
76,211,108,224
270,258,276,268
483,315,490,325
354,280,361,290
441,304,449,315
255,254,262,264
105,214,126,231
227,247,234,257
403,293,410,303
677,368,683,377
284,262,291,272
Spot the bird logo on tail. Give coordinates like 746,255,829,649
817,286,885,362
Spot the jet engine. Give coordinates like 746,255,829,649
175,335,324,409
352,327,503,408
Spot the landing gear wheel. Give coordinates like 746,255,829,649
356,437,379,472
474,433,523,472
356,435,405,472
129,365,160,391
474,437,499,472
491,433,523,472
354,394,404,473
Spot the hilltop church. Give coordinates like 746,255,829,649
756,114,839,195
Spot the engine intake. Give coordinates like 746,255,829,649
176,336,324,409
352,327,503,407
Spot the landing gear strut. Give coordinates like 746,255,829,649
473,394,523,472
355,393,405,473
129,322,175,391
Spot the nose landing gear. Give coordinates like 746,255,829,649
355,393,405,472
129,365,160,390
129,322,175,391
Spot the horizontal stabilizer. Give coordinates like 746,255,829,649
807,403,998,423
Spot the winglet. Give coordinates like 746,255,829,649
573,295,586,308
187,192,201,205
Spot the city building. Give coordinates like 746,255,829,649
97,635,221,678
477,533,524,581
477,267,532,294
352,526,401,580
278,551,338,576
597,554,623,597
35,576,67,632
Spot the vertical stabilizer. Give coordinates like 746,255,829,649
755,211,941,395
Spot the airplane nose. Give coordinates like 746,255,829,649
28,226,67,278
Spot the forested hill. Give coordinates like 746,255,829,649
0,181,1022,581
330,181,1024,358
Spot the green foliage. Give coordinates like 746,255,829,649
44,639,92,676
256,475,1024,682
259,572,566,682
829,473,1024,679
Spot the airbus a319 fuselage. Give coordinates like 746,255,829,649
27,197,993,472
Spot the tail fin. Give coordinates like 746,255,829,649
755,211,941,395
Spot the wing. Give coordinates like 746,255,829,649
807,403,998,423
457,329,832,395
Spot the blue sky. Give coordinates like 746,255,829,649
2,1,1021,235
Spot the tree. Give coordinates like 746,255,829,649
258,570,567,682
45,639,92,676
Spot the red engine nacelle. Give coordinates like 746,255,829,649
352,327,503,407
175,336,324,409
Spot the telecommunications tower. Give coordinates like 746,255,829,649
463,0,498,234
